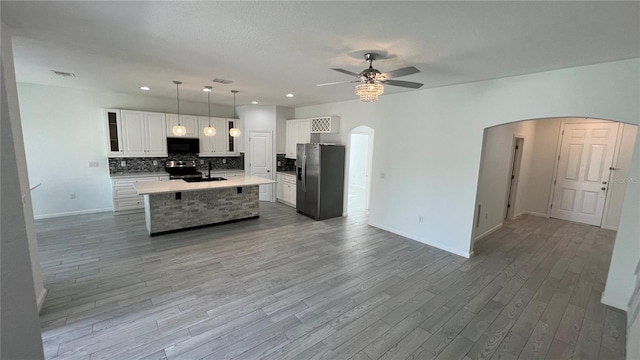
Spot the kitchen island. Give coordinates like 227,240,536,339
134,175,277,236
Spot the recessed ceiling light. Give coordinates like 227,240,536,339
203,86,213,92
251,101,258,104
140,86,150,91
286,93,294,98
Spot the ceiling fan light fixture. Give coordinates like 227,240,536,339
355,83,384,102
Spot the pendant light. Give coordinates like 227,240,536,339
229,90,241,137
203,86,216,136
172,81,186,136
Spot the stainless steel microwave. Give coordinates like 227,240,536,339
167,138,199,154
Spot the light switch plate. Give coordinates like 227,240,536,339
120,161,126,167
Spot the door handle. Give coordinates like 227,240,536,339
302,154,307,192
602,181,607,184
601,187,607,191
267,170,270,173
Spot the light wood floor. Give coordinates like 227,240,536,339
36,202,626,360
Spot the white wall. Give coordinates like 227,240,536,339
275,106,294,154
472,120,537,241
239,105,281,200
1,24,45,359
295,59,639,315
17,83,233,218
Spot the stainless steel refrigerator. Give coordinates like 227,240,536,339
296,144,345,220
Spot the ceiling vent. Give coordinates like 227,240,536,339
51,70,76,77
212,78,233,84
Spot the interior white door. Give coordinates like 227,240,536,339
249,131,273,201
551,122,619,225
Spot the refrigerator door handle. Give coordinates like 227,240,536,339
302,154,307,192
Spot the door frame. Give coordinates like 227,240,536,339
346,126,375,214
248,130,275,202
504,136,524,220
547,121,619,222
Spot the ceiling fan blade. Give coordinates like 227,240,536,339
383,66,420,79
317,80,361,87
331,68,360,77
383,79,424,89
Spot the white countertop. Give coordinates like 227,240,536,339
134,175,277,195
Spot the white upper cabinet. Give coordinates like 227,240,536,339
198,117,238,157
298,118,311,144
121,110,167,157
226,119,239,156
166,114,198,138
104,109,124,157
286,119,310,159
145,112,168,156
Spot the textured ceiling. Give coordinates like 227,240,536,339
2,1,638,108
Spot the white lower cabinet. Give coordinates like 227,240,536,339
276,173,296,207
112,174,169,213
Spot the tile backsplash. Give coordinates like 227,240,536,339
109,153,244,174
277,154,296,172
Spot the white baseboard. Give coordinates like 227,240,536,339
601,225,618,231
34,208,112,220
601,292,629,312
367,221,473,258
473,223,503,243
36,288,48,313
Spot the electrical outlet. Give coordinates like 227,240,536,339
380,172,386,179
88,161,99,167
70,193,76,199
120,161,126,167
223,159,227,164
277,161,282,166
200,160,204,164
153,160,158,166
418,215,424,223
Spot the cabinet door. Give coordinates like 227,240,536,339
198,117,216,156
286,120,298,159
105,109,124,157
298,118,311,144
288,183,296,205
213,119,227,155
121,110,146,156
276,174,283,200
144,112,167,156
167,114,198,138
227,119,238,155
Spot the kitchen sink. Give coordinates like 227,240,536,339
183,177,227,182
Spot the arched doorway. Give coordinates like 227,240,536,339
472,117,637,245
347,126,374,215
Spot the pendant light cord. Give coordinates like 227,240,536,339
208,91,211,126
175,82,181,126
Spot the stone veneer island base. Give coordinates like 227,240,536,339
134,176,277,236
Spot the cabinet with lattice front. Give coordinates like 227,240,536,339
310,116,340,134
